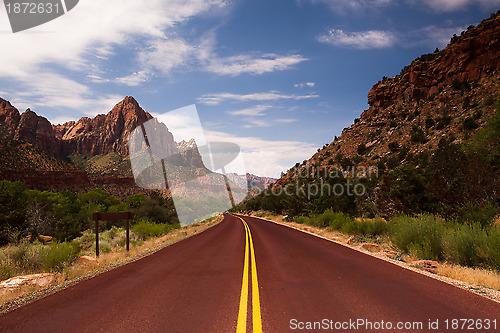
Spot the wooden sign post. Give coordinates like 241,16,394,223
92,212,134,257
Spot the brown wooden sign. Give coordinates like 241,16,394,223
92,212,134,257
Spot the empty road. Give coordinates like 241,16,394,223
0,214,498,332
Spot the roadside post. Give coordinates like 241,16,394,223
92,212,134,257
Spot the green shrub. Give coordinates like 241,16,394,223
0,259,13,280
326,211,352,230
295,216,309,225
411,126,427,143
357,143,367,155
445,223,488,267
463,117,479,131
458,203,498,228
389,214,445,260
101,226,122,240
41,242,79,272
388,141,399,153
131,220,172,240
73,232,95,251
342,217,387,237
488,227,500,271
98,239,112,254
308,210,334,228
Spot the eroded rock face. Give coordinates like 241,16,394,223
59,96,154,156
0,96,202,165
176,139,205,168
365,15,500,118
14,109,61,156
279,14,500,188
0,98,21,140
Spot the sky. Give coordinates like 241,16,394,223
0,0,499,178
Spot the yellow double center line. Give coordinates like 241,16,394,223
232,214,262,333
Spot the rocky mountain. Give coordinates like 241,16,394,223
56,96,153,156
0,96,206,168
226,173,276,191
280,12,500,183
0,96,274,197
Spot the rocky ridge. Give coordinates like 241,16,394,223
0,96,204,169
0,96,274,195
281,12,500,183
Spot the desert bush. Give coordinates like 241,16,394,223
131,220,173,240
342,217,387,237
255,210,272,218
97,239,112,254
0,241,79,277
457,203,498,228
388,141,399,153
463,117,479,131
488,227,500,271
41,242,80,272
389,214,445,260
327,212,352,230
307,210,335,228
295,216,309,225
444,223,488,267
73,232,95,251
357,143,367,155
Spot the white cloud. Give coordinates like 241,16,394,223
115,71,150,87
242,118,272,128
4,71,123,116
0,0,226,108
307,0,500,12
275,118,298,123
226,105,270,116
205,130,318,178
305,0,392,13
415,25,466,48
294,82,315,88
125,38,196,82
0,0,223,75
198,91,320,105
226,105,299,128
48,116,79,125
205,53,308,76
318,29,397,49
117,31,308,85
417,0,500,12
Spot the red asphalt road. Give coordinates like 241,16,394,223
0,214,498,332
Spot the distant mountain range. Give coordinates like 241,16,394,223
0,96,275,196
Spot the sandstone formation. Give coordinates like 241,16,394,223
365,15,500,117
280,14,500,183
57,96,153,156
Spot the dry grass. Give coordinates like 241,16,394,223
0,216,222,312
437,264,500,290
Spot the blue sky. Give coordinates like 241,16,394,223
0,0,499,177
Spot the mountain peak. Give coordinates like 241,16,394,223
108,96,152,122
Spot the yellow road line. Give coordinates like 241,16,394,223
247,222,262,333
233,214,263,333
236,219,249,333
